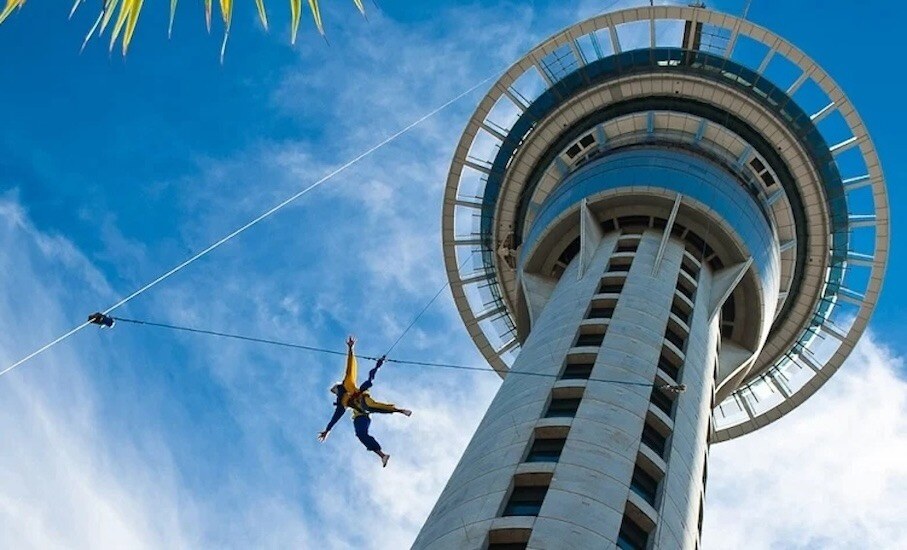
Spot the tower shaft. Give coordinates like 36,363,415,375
416,229,720,549
420,147,772,549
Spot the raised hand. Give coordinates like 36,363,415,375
317,430,330,442
346,336,356,348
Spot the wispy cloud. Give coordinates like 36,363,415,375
0,197,196,549
704,333,907,549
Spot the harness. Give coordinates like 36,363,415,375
343,390,372,416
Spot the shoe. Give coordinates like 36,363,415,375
401,409,412,417
381,454,390,468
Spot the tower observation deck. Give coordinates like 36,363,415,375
416,5,888,550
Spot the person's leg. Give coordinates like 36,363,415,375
363,395,412,416
353,415,390,467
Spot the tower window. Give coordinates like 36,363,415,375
575,332,605,347
650,386,675,416
630,465,660,506
525,437,567,463
617,514,650,550
676,279,696,301
615,240,639,253
587,306,615,319
618,215,650,229
608,258,632,272
657,351,681,381
487,527,531,550
599,281,625,294
641,422,668,457
680,256,700,281
670,302,690,325
664,326,686,350
545,398,581,418
502,486,549,517
561,362,593,380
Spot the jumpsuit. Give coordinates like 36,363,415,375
324,348,396,452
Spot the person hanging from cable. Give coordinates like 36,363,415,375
317,336,412,467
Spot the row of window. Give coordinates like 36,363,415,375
576,239,637,349
612,233,712,548
585,216,724,271
619,261,699,550
490,234,695,550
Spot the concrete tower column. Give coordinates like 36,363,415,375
415,218,723,549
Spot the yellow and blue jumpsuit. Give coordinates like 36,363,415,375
324,347,397,452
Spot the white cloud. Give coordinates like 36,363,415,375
703,334,907,550
0,198,196,549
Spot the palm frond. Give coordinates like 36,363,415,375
0,0,366,55
0,0,27,26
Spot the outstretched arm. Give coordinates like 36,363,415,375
318,403,346,441
341,337,358,394
358,356,385,393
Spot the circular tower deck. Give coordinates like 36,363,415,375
441,5,888,441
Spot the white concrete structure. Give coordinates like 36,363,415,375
418,6,888,549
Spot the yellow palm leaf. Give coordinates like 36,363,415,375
107,0,131,52
254,0,267,31
121,0,143,55
289,0,301,44
306,0,323,36
99,0,119,35
219,0,232,27
2,1,370,54
219,0,232,62
0,0,27,26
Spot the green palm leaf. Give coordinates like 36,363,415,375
0,0,366,55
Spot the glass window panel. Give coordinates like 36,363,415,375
654,19,685,48
616,21,651,51
503,486,549,517
510,67,548,105
545,398,582,418
641,423,667,457
630,465,660,506
562,363,594,380
617,515,650,550
526,438,566,463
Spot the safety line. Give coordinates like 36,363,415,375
0,322,92,377
113,316,661,389
114,317,350,357
383,252,474,357
0,72,498,379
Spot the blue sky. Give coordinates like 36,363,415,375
0,1,904,548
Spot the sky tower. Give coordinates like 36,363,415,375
416,5,888,549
